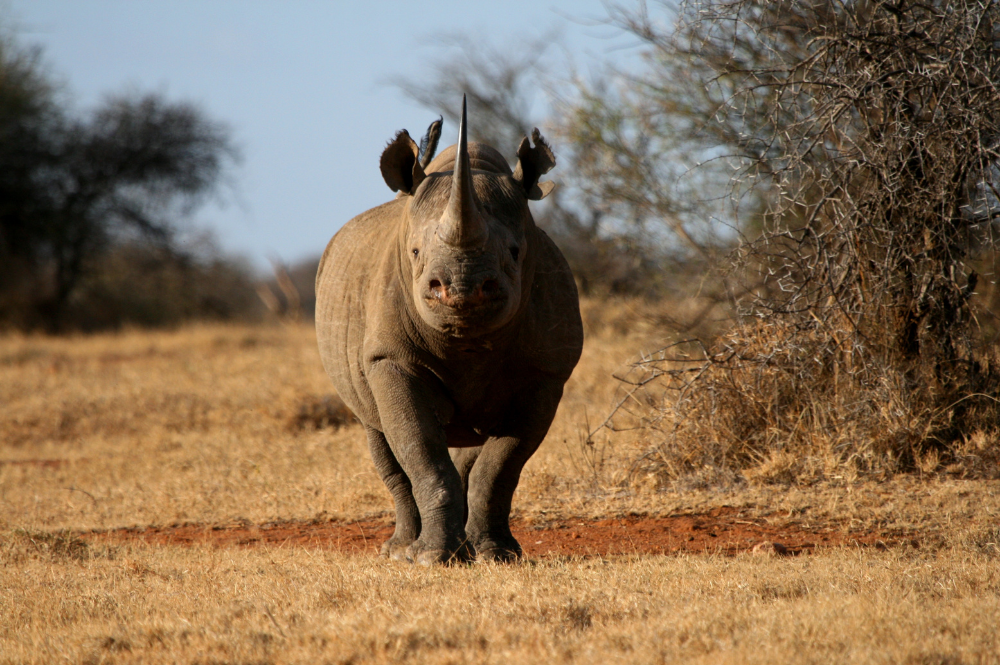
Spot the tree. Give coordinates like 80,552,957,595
0,36,59,319
0,31,241,330
591,0,1000,480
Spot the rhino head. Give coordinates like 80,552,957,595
378,97,555,338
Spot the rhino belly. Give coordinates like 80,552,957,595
444,423,488,448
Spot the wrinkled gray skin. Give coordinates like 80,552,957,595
315,100,583,565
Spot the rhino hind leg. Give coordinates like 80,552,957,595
450,447,481,492
464,437,533,563
449,446,482,522
365,427,420,560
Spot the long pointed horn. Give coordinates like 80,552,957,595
439,95,487,248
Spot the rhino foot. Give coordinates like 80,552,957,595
474,537,522,564
379,537,415,561
405,539,474,566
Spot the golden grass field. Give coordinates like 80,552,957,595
2,299,1000,663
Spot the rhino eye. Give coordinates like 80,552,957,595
412,248,419,259
509,246,520,261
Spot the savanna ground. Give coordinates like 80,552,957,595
2,299,999,664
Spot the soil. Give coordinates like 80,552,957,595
80,506,913,558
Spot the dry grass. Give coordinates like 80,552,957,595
0,296,676,531
0,323,378,529
3,300,1000,663
3,540,1000,664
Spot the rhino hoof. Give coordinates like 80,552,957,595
414,549,452,566
405,540,473,566
474,539,522,563
380,538,414,561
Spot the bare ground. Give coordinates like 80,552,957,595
79,506,909,558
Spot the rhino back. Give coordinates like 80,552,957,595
315,198,406,428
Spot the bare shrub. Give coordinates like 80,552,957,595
600,0,1000,484
256,256,320,322
65,237,262,330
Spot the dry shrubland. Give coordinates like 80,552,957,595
0,296,996,524
575,0,1000,488
610,317,1000,488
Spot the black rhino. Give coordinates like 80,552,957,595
315,97,583,564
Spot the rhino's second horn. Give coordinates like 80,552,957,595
438,95,488,249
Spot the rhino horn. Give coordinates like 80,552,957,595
439,95,487,248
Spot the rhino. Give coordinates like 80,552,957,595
315,97,583,565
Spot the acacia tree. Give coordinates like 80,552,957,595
0,32,240,330
0,37,58,317
580,0,1000,479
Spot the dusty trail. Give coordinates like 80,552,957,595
80,506,910,558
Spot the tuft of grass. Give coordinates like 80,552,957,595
964,526,1000,559
290,394,357,431
0,529,114,564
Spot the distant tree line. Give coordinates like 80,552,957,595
0,30,259,331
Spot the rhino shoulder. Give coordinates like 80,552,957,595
317,198,405,284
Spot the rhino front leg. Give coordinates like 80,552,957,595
368,361,471,565
365,426,420,560
466,381,565,563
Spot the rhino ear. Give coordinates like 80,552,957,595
380,129,426,195
418,116,443,170
513,128,556,200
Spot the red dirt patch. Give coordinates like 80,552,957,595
81,506,910,558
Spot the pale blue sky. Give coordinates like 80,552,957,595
8,1,632,269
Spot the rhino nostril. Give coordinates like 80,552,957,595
481,279,499,296
429,279,446,300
